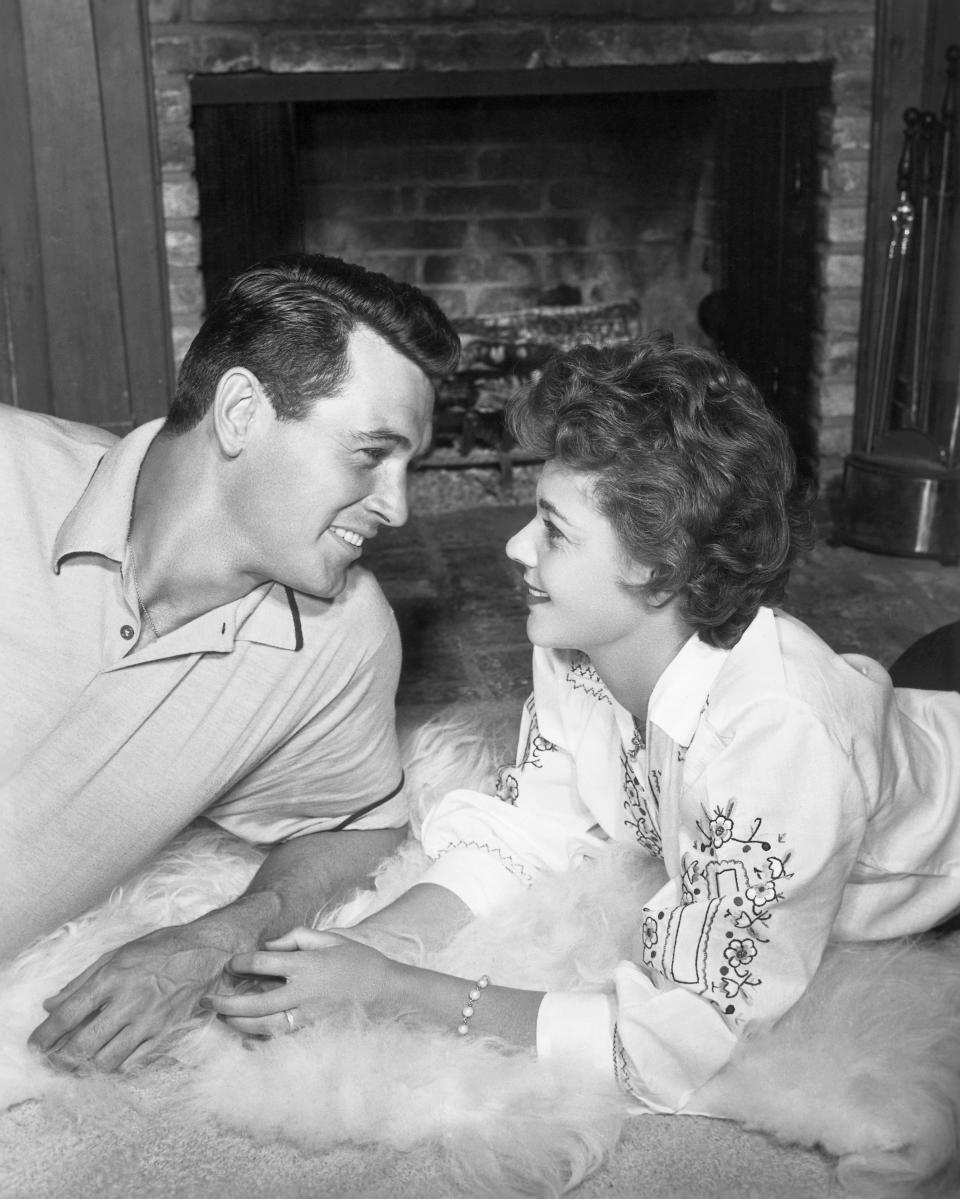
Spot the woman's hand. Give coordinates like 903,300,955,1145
201,927,402,1038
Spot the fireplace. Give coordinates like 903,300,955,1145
191,64,826,477
149,2,875,487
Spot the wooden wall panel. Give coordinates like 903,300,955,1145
1,0,173,431
0,0,52,412
91,0,174,426
20,0,131,426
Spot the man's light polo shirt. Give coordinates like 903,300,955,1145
0,404,405,947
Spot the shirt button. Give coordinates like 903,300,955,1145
120,625,135,640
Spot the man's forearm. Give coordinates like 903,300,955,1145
188,827,408,951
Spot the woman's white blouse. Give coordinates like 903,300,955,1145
420,607,960,1110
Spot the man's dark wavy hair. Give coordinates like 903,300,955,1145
165,253,460,434
507,334,816,649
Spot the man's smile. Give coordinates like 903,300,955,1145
330,526,366,549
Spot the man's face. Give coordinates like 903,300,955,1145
231,324,435,600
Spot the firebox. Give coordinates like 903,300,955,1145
191,63,829,481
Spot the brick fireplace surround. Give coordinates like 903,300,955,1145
147,0,875,486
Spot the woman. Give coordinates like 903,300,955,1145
204,334,960,1113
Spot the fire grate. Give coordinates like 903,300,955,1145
435,300,643,460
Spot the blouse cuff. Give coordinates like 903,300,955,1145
536,991,621,1096
419,846,529,916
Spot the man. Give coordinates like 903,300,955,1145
0,253,459,1071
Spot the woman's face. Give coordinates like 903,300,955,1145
506,460,652,656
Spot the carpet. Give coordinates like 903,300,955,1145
2,720,958,1199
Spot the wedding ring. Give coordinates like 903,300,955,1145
283,1008,297,1032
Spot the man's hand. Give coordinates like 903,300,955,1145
28,920,239,1073
27,826,408,1073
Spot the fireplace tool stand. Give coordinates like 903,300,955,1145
839,46,960,563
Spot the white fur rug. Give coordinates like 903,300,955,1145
2,721,959,1199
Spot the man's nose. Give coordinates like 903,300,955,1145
369,471,409,528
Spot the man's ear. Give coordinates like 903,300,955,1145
212,368,266,458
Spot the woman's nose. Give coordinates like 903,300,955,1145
505,518,536,567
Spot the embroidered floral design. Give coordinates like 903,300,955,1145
708,811,734,849
718,972,758,1002
629,718,645,757
745,880,778,907
645,769,664,823
723,937,757,967
734,853,791,934
641,800,793,1023
678,857,703,906
622,750,662,857
565,653,611,704
717,925,764,1003
694,799,774,858
492,699,559,809
495,768,519,804
642,915,659,949
516,704,557,772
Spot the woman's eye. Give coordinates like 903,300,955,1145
543,518,563,544
361,446,389,464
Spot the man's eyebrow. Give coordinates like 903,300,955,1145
353,428,414,451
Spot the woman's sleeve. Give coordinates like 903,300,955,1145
537,697,869,1110
419,657,609,916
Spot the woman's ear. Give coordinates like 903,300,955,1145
621,555,655,589
645,586,678,611
622,557,675,609
618,551,656,589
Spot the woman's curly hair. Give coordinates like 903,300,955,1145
507,333,816,649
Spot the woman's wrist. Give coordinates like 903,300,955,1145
387,958,434,1020
382,959,464,1030
387,960,543,1047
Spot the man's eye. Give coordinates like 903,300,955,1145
361,446,390,464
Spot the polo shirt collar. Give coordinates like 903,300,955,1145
113,581,305,667
51,418,305,654
236,584,306,651
52,420,163,571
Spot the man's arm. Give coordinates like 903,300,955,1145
216,825,409,945
29,826,405,1073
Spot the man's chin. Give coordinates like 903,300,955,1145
296,565,353,601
